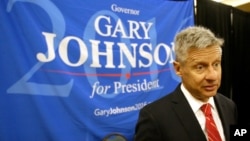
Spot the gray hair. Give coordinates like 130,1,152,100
173,26,224,63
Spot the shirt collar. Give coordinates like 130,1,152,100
180,83,216,113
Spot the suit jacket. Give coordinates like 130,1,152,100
134,84,238,141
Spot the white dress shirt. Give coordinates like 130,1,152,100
180,84,225,141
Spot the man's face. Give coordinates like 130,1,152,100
174,45,222,102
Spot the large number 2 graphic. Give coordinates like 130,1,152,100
7,0,73,97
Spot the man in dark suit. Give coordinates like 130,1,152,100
134,26,238,141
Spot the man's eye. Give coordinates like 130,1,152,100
213,62,221,69
196,65,204,70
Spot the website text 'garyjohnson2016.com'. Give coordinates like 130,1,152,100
94,101,149,117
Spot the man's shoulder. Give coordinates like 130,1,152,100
216,93,235,103
215,93,237,110
142,92,175,111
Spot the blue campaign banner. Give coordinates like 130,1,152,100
0,0,194,140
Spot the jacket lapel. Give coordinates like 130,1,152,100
214,95,230,141
171,86,207,141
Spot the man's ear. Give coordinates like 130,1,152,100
173,61,182,77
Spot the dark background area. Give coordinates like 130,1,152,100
195,0,250,126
